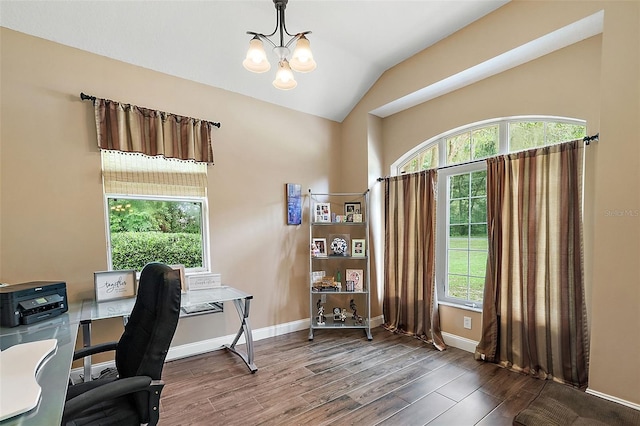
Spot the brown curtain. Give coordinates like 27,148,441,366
94,98,215,163
384,169,445,350
475,140,589,388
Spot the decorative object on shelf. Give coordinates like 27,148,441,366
352,239,365,257
314,203,331,223
346,269,363,291
312,238,327,257
335,269,342,287
344,202,361,222
346,280,354,292
329,234,350,256
94,269,136,302
317,299,325,325
353,213,363,223
311,271,325,284
286,183,302,225
350,299,364,325
333,307,347,322
243,0,316,90
312,277,339,292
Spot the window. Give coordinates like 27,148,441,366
393,116,585,308
101,151,210,273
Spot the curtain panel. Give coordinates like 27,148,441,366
94,98,215,164
475,140,589,388
384,169,445,350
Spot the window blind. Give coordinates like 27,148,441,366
101,150,207,197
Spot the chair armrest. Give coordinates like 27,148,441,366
73,341,118,360
62,376,153,421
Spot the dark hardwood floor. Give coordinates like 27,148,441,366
159,326,544,425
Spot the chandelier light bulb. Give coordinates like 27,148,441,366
243,38,271,73
273,60,297,90
290,35,316,73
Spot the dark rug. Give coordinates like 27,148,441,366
513,381,640,425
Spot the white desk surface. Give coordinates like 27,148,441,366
0,310,80,426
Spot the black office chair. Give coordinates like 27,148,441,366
62,262,182,426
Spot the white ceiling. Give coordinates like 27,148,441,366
0,0,509,122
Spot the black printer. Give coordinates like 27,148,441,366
0,281,68,327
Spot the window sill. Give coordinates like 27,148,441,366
438,300,483,313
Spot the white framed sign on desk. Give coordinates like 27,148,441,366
93,270,136,302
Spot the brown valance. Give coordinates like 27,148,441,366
90,96,217,164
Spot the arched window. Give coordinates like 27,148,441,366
392,116,586,308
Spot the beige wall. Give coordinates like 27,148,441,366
342,0,639,406
0,28,340,357
1,0,638,406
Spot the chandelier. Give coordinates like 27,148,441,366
243,0,316,90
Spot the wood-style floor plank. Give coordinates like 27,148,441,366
160,326,543,425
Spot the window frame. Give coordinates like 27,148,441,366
103,193,211,275
392,116,586,309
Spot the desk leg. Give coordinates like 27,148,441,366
223,296,257,373
81,319,92,382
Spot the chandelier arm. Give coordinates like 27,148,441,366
247,31,278,49
284,31,311,49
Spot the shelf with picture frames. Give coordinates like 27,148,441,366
308,190,371,340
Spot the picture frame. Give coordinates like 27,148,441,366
345,269,364,292
314,202,331,223
328,234,350,256
188,273,222,291
312,238,327,257
344,202,361,222
286,183,302,225
169,264,187,292
94,269,137,302
352,239,366,257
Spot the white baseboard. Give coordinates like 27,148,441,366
585,388,640,411
441,331,479,353
71,315,386,381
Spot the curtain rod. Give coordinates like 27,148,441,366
80,92,221,128
376,133,600,182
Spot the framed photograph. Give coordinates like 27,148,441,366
286,183,302,225
311,270,325,284
312,238,327,257
344,202,361,222
169,264,187,292
314,202,331,223
94,269,136,302
346,269,364,292
328,234,350,256
352,239,366,257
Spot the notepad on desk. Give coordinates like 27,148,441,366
0,339,57,421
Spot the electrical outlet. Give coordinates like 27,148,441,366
321,294,326,303
463,316,472,329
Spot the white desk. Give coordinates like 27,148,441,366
80,286,257,377
0,308,81,425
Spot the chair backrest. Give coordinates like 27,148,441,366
115,262,181,380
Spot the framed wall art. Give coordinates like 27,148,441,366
94,269,137,302
286,183,302,225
